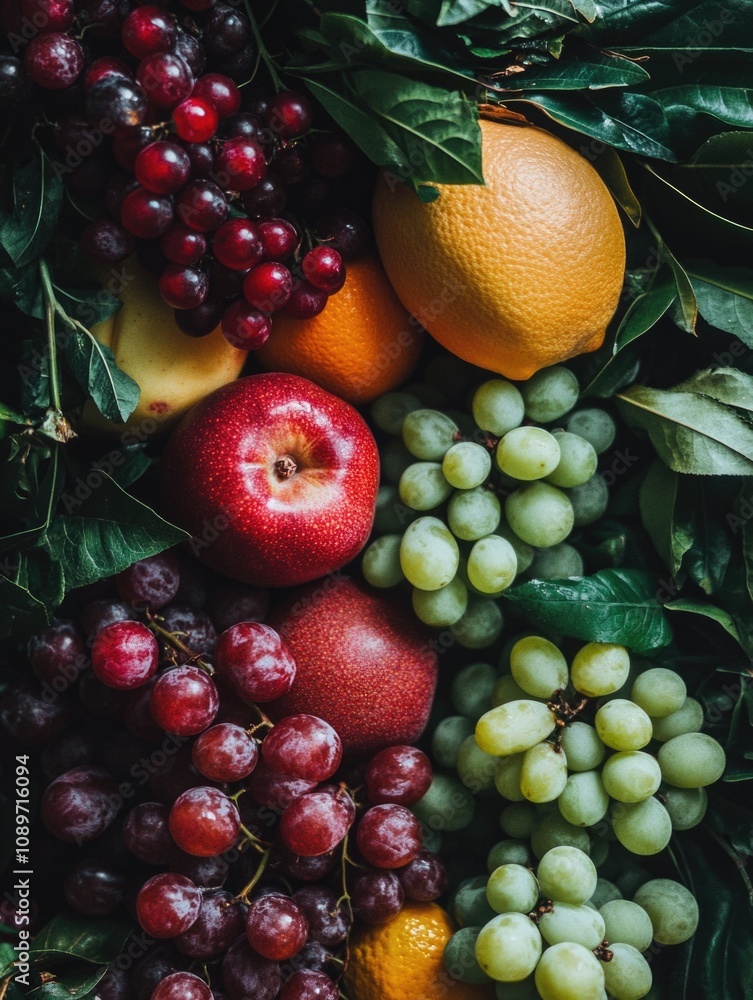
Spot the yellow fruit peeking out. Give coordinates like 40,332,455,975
77,259,247,436
372,119,627,381
344,900,496,1000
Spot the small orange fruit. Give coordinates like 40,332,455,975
256,254,423,404
372,118,626,381
344,900,496,1000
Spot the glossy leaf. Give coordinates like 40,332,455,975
349,69,483,186
675,367,753,413
615,384,753,475
591,146,642,224
645,215,697,333
503,568,673,652
62,329,140,424
639,460,690,578
518,90,677,160
46,473,189,590
665,598,745,648
614,273,676,350
364,2,476,80
501,49,650,90
653,86,753,131
685,261,753,345
30,914,131,966
0,151,64,268
28,966,107,998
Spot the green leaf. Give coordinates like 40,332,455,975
363,2,475,81
505,49,650,90
46,473,189,590
712,556,753,657
665,597,744,647
0,558,54,639
349,69,483,187
653,85,753,131
0,151,64,268
610,0,753,52
517,90,677,160
679,477,733,594
615,384,753,475
28,966,107,999
62,330,140,424
30,913,131,966
675,367,753,413
503,568,673,653
54,283,122,330
645,215,697,333
614,273,676,351
685,261,753,345
437,0,498,27
638,460,690,578
590,146,642,225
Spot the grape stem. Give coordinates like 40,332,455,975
235,845,273,902
547,690,589,729
527,900,554,924
242,0,284,91
146,611,213,672
238,824,271,855
593,941,614,962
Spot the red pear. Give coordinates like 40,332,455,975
267,577,438,755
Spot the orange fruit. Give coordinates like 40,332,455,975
256,254,423,404
372,118,626,381
344,900,496,1000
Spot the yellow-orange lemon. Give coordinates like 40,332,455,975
372,119,626,380
256,254,422,404
344,900,496,1000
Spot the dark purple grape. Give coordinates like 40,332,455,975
41,766,119,844
278,849,338,884
350,869,404,924
30,619,88,690
160,604,217,661
82,0,129,39
41,732,99,780
130,946,184,1000
280,970,338,1000
0,682,72,745
0,55,30,106
87,76,147,129
95,964,130,1000
123,801,175,864
315,207,371,261
206,582,270,631
175,31,206,77
175,889,246,958
221,936,281,1000
64,859,126,915
170,851,229,889
116,550,180,610
397,849,448,901
205,4,250,57
292,886,350,946
175,299,224,337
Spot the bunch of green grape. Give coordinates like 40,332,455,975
444,847,698,999
362,365,616,644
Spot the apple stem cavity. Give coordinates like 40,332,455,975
274,454,298,479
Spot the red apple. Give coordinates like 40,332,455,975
267,577,438,755
160,373,379,587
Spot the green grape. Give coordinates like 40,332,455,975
612,798,672,856
494,754,526,802
361,535,405,588
486,864,540,914
595,700,653,751
373,484,417,534
399,461,453,510
496,427,561,481
413,576,468,627
527,543,583,580
599,900,653,952
631,668,687,718
530,812,591,859
444,926,493,984
402,408,459,459
496,520,535,573
492,674,543,708
452,662,498,719
510,636,568,699
545,431,598,488
539,902,605,949
571,642,631,698
657,732,725,787
601,943,652,1000
448,486,502,540
661,784,708,830
590,878,622,909
400,516,459,590
475,912,543,982
521,366,580,424
487,839,535,871
453,875,497,927
519,742,568,803
413,774,475,832
472,379,526,436
614,864,651,900
494,977,541,1000
565,408,616,454
558,771,610,827
587,834,610,869
650,697,703,742
536,846,597,905
457,734,499,793
506,483,574,548
442,441,493,489
500,802,538,840
632,878,699,945
432,715,475,768
370,391,422,435
452,595,504,649
467,535,518,594
560,722,606,772
380,438,416,485
601,752,662,803
534,941,605,1000
477,701,557,756
568,473,609,527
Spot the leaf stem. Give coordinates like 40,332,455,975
242,0,284,91
38,259,62,414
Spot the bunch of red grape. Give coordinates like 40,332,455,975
0,551,445,1000
0,0,372,347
